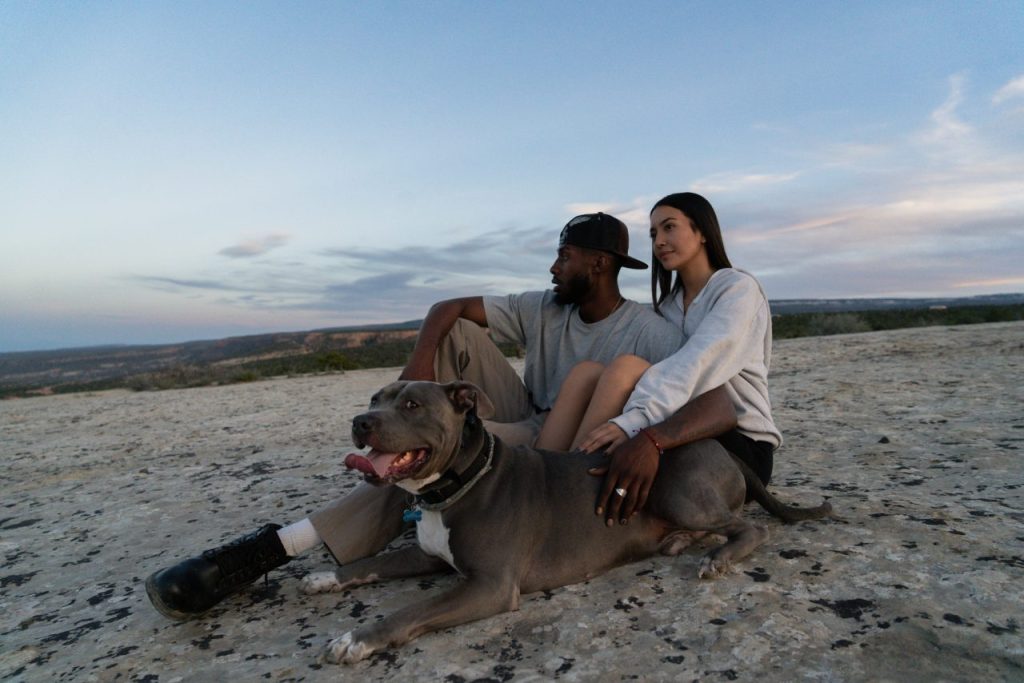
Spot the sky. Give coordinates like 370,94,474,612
1,1,1022,352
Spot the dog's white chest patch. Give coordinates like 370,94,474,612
396,472,441,494
416,510,457,571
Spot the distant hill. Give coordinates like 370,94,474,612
2,294,1022,398
0,324,423,397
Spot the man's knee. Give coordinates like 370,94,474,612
435,319,496,380
435,320,532,424
445,318,491,351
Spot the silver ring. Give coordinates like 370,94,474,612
614,487,627,497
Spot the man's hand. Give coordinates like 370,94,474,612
581,386,737,526
588,432,660,527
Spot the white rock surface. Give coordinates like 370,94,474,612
2,322,1022,681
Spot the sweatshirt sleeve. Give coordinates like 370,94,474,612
611,275,767,436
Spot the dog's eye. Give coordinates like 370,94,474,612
404,400,419,409
369,396,379,407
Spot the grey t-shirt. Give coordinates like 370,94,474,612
482,290,682,411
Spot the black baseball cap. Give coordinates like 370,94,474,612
558,212,647,270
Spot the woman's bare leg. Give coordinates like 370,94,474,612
534,361,605,450
570,355,651,449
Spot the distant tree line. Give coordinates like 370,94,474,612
772,303,1024,339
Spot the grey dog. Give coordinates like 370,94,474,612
301,380,831,664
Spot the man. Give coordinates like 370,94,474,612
146,212,733,619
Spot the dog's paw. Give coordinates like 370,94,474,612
659,530,709,556
323,631,376,664
698,555,731,579
300,571,344,594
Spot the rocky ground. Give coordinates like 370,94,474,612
2,322,1022,682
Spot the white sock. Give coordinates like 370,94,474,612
276,518,322,557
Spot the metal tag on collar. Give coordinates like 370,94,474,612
402,506,422,523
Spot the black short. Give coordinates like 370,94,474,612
714,429,773,486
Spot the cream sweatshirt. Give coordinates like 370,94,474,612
611,268,782,448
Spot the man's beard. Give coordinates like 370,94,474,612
553,273,592,306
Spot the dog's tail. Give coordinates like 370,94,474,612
729,453,832,523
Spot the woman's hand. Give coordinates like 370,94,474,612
587,431,661,526
577,422,629,454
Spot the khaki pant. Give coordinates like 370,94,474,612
309,320,547,563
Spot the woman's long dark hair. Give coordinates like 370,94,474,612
651,192,732,315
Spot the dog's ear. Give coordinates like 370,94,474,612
445,382,495,419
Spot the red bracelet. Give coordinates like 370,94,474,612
639,428,664,456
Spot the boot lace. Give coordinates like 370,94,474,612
201,524,286,588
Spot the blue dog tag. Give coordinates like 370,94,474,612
403,508,422,523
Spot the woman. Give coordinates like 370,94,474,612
534,192,780,523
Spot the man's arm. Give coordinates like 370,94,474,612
590,386,737,525
643,385,737,449
398,297,488,381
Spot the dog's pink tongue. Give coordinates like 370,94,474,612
344,450,399,477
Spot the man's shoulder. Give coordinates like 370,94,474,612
619,299,674,327
485,289,554,310
524,289,556,304
515,289,561,314
616,300,681,359
489,290,568,327
503,289,555,303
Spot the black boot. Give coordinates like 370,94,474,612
145,523,290,619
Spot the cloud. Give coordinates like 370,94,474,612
819,143,890,169
321,224,557,282
917,73,973,148
307,272,472,320
131,224,568,324
730,211,858,242
690,171,801,195
219,233,290,258
733,200,1024,298
130,72,1023,323
709,74,1024,299
564,202,618,216
954,276,1024,289
993,75,1024,105
132,275,242,291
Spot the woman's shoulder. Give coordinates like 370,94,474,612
707,268,766,300
711,267,759,286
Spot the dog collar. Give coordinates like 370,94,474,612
415,431,494,511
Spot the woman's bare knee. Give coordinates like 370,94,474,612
534,361,605,451
567,360,605,382
569,356,653,450
600,355,651,388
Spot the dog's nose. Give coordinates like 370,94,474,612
353,413,377,437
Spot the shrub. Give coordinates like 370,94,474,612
804,313,871,336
